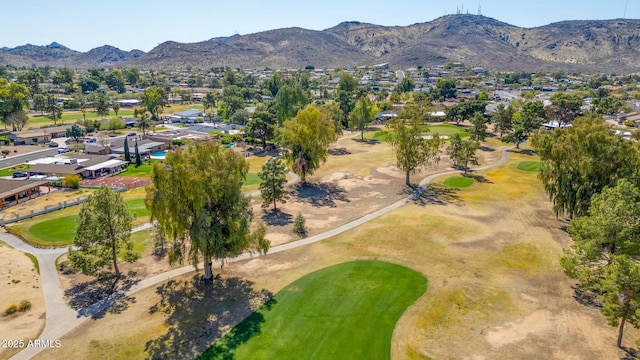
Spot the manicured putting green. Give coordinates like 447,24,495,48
443,176,475,188
517,161,541,172
201,260,427,360
425,124,469,138
28,215,78,245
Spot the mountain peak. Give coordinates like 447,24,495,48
46,41,68,49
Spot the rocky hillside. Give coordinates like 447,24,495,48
2,15,640,72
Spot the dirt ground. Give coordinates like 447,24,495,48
1,188,92,219
255,134,504,246
29,138,640,360
0,242,45,360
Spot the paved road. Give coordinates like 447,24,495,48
8,145,512,360
0,148,59,169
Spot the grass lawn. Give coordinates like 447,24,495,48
27,215,78,246
127,198,150,218
201,260,427,360
516,161,542,172
425,124,469,138
372,124,468,142
116,162,156,178
443,176,475,188
10,189,151,247
243,172,261,186
0,164,31,177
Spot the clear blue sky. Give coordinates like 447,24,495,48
1,0,637,52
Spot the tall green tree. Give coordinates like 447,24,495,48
469,112,489,141
45,95,63,125
446,133,463,168
561,180,640,347
112,101,121,117
258,158,289,211
105,70,126,93
135,112,153,136
66,124,86,142
458,139,480,173
503,101,545,149
432,77,457,99
134,141,142,167
548,92,583,125
16,70,43,95
388,118,442,186
222,85,245,119
349,96,377,141
336,73,358,127
146,141,269,280
246,102,276,151
52,67,74,86
531,116,640,218
202,91,216,114
123,138,131,163
395,77,415,93
279,105,336,184
275,83,309,125
142,86,167,121
32,93,46,115
492,103,514,138
94,92,110,118
0,79,30,129
68,186,138,280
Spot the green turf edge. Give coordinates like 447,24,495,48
443,176,475,188
200,260,427,360
24,253,40,274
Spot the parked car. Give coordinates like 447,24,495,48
85,137,97,143
12,171,28,178
127,132,137,137
57,147,71,154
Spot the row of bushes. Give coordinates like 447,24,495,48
3,300,31,316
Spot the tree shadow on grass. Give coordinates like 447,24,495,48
571,285,602,310
462,173,492,184
292,182,349,208
329,147,351,156
145,275,273,360
261,209,293,226
479,145,495,152
412,184,462,206
65,271,139,319
511,149,536,156
619,346,638,360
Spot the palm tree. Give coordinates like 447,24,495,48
136,112,153,136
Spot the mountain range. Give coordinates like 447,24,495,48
1,15,640,73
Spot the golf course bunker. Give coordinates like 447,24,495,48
201,260,427,359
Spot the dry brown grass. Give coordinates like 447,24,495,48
33,145,640,360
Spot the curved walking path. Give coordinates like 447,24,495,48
6,145,512,360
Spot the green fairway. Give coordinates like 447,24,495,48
126,198,150,218
425,124,469,138
18,197,150,246
28,215,78,245
373,124,468,142
243,172,261,186
443,176,475,188
116,163,156,177
201,260,427,360
516,161,541,172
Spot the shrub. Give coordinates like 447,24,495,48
11,279,20,284
171,139,185,147
293,213,307,238
63,174,81,189
1,149,9,155
624,120,635,128
3,304,18,316
18,300,31,312
48,141,59,147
